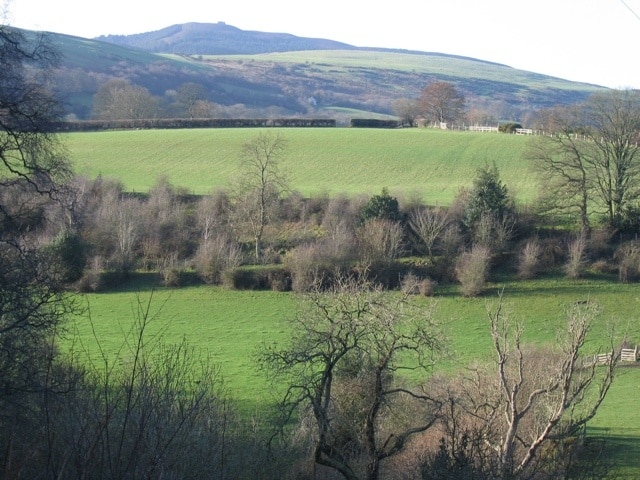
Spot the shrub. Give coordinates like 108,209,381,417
350,118,401,128
614,241,640,282
360,188,401,222
284,243,341,292
401,273,438,296
401,272,421,295
357,218,404,263
518,238,542,279
222,266,290,290
498,122,522,133
419,277,438,296
194,233,243,285
565,235,587,279
455,245,491,297
356,260,409,289
76,271,103,293
284,221,357,292
48,230,86,283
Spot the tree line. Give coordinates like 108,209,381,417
1,25,639,479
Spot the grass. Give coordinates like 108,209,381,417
67,278,295,414
63,126,639,475
67,127,534,205
65,272,640,418
200,50,603,92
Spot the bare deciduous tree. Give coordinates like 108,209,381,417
260,275,445,480
584,89,640,227
409,206,451,261
430,297,617,479
92,78,160,120
528,105,593,234
418,81,466,126
0,24,77,474
531,90,640,230
231,131,288,262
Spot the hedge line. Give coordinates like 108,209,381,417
350,118,402,128
52,118,336,132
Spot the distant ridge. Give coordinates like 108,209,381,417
96,22,510,68
24,25,606,120
96,22,356,55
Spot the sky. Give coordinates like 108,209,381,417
5,0,640,89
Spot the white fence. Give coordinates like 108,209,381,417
584,346,638,366
468,125,499,132
621,346,639,362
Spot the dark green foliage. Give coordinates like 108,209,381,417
422,437,488,480
498,122,522,133
222,266,291,290
54,118,336,131
48,230,86,283
350,118,401,128
361,188,401,222
463,164,511,231
617,204,640,234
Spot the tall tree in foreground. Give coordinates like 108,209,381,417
260,275,445,480
0,24,74,472
231,131,288,262
427,297,617,479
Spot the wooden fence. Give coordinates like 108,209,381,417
585,346,638,366
621,346,639,362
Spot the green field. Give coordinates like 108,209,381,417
204,50,600,92
67,128,535,205
67,274,640,475
64,127,640,475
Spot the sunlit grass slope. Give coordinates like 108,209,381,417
67,128,535,205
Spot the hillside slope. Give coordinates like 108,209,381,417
33,24,607,121
95,22,355,54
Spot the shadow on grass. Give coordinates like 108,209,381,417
584,426,640,474
99,271,202,293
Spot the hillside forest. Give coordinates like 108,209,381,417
2,24,640,480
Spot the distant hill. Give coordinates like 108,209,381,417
95,22,356,55
30,23,607,122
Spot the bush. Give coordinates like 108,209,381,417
455,245,491,297
401,272,421,295
350,118,401,128
401,272,437,296
498,122,522,133
614,241,640,282
48,230,86,283
284,243,346,292
517,238,542,279
356,260,410,289
194,234,243,285
419,277,438,296
222,266,290,290
565,235,587,279
360,188,401,222
284,222,357,292
357,218,404,263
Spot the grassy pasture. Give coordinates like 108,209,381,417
207,50,600,92
67,128,535,205
64,127,640,474
66,275,640,472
